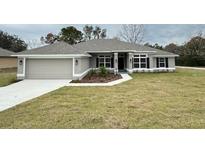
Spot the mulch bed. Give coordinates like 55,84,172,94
71,73,122,83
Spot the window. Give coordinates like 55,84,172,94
159,58,165,68
98,55,111,68
133,54,147,68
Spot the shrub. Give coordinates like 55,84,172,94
87,69,96,79
99,66,108,77
90,69,96,75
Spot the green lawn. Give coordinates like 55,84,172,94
0,68,17,87
0,68,205,128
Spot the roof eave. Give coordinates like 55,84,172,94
12,54,92,58
152,54,179,57
86,50,157,53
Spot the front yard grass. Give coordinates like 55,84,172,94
0,68,17,87
0,68,205,128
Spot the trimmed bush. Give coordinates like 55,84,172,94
99,66,108,77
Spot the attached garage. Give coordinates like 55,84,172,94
25,59,73,79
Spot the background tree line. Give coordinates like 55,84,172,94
0,30,27,52
144,33,205,66
41,25,107,45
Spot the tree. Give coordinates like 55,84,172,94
144,42,163,50
92,26,107,39
100,29,107,39
83,25,93,40
44,33,59,44
0,31,27,52
93,26,102,39
185,36,205,56
164,43,186,55
41,33,59,44
119,24,144,44
144,42,153,48
164,43,178,53
59,26,83,45
153,43,163,50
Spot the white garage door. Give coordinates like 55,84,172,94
26,59,73,79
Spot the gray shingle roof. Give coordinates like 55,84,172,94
0,48,14,57
15,41,83,55
15,39,177,56
74,39,177,55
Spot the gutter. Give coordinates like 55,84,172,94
11,54,92,58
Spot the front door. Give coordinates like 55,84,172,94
118,57,124,70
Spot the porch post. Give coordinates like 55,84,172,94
114,52,118,74
149,56,154,71
23,57,26,77
128,53,133,73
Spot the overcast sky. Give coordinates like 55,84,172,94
0,24,205,47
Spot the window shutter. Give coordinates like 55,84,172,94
156,58,159,68
96,57,99,68
111,57,114,68
147,57,150,68
166,58,169,68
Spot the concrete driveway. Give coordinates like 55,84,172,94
0,80,70,112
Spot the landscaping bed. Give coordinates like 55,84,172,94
71,73,122,83
71,67,122,83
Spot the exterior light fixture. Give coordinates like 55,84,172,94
19,60,23,65
75,59,78,65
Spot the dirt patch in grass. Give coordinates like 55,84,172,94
71,73,122,83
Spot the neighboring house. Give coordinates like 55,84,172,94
14,39,178,80
0,47,17,69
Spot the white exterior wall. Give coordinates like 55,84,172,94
74,57,90,74
168,57,175,68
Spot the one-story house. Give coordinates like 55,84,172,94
14,39,179,80
0,47,17,69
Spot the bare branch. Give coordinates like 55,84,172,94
119,24,144,44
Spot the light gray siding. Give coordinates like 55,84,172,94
168,57,175,68
74,57,90,74
17,58,24,74
25,59,73,79
153,57,157,68
149,57,154,69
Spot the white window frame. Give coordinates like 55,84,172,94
158,57,166,68
133,54,147,69
98,55,112,68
